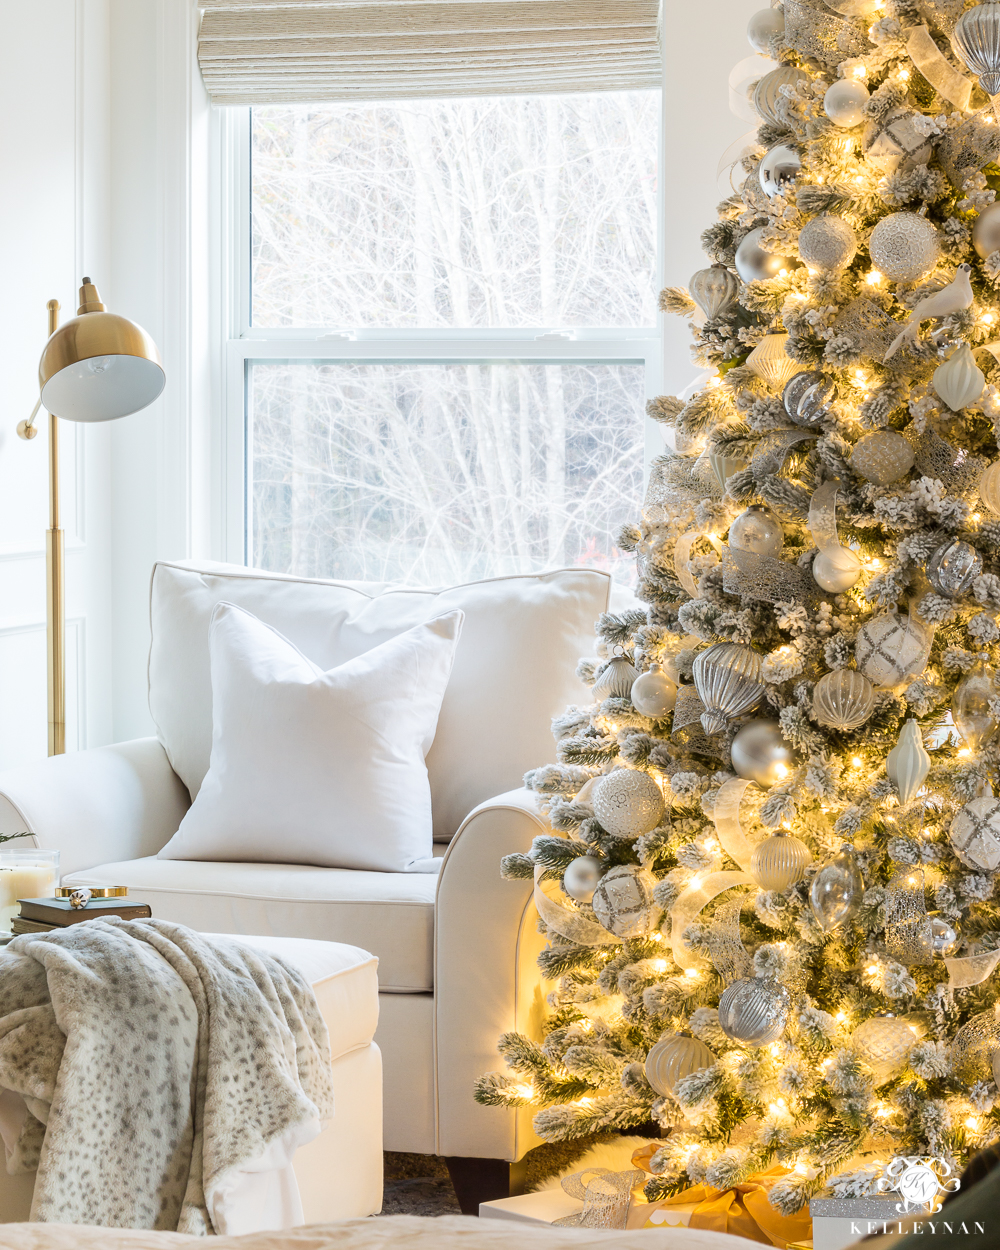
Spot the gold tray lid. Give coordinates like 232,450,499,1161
55,885,128,898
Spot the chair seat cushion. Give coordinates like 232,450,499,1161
63,858,437,992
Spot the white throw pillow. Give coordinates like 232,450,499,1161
158,602,463,872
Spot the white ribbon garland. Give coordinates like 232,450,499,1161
908,25,972,111
667,870,754,972
807,480,843,555
945,947,1000,988
533,865,621,947
711,777,757,873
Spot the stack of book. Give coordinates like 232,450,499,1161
12,894,151,934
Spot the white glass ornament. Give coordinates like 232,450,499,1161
869,212,940,284
809,843,864,932
645,1033,716,1099
593,769,665,839
849,430,915,485
728,504,783,558
753,65,810,127
592,655,640,701
979,461,1000,514
973,202,1000,260
855,612,931,689
631,663,677,718
933,343,986,411
812,669,875,730
950,797,1000,871
759,145,802,200
852,1015,918,1084
591,865,658,938
886,719,931,804
689,265,739,320
718,978,789,1046
953,2,1000,95
692,642,765,735
730,719,796,788
746,7,785,53
953,658,1000,751
746,332,800,389
813,546,863,593
750,831,812,891
928,912,960,957
709,449,746,491
823,78,869,128
783,370,823,421
798,216,858,272
735,228,799,284
563,855,602,903
927,538,982,598
951,1007,1000,1082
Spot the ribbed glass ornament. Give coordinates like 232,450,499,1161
689,265,739,320
852,1015,918,1084
809,843,864,932
953,658,1000,751
979,461,1000,514
644,1033,716,1099
692,642,765,735
951,1007,1000,1082
886,719,931,804
593,769,665,839
933,344,986,412
752,65,810,126
749,831,813,890
811,669,876,730
746,332,800,390
953,2,1000,95
718,978,789,1045
591,655,640,701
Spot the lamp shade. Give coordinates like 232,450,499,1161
38,281,164,422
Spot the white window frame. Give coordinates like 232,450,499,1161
215,101,665,569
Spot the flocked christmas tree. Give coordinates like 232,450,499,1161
475,0,1000,1219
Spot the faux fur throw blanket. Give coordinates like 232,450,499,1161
0,918,335,1234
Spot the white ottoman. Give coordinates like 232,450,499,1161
0,934,383,1228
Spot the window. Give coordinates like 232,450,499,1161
223,91,661,583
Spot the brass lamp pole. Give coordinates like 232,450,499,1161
18,279,164,756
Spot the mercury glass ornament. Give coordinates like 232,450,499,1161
928,539,982,599
709,449,746,491
718,978,789,1046
759,145,802,201
953,2,1000,95
869,212,940,284
645,1033,717,1099
823,78,870,128
813,546,863,593
886,719,931,805
735,227,799,284
746,332,800,390
630,662,677,718
728,504,783,558
689,265,739,320
933,343,986,411
750,831,812,891
797,377,836,425
979,461,1000,514
746,6,785,52
753,65,810,127
563,855,603,904
692,642,765,735
798,216,858,272
591,655,640,701
849,430,915,486
953,658,1000,751
812,669,876,731
591,864,658,938
852,1015,918,1084
928,912,960,957
950,1007,1000,1082
730,719,796,788
950,797,1000,871
783,370,824,421
973,202,1000,260
809,843,864,932
855,611,931,689
593,769,664,839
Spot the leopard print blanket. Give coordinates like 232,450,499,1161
0,918,335,1233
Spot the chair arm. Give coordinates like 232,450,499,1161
0,738,190,877
434,786,550,1161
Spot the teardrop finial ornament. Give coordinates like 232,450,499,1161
691,642,765,735
689,266,739,320
809,844,864,932
746,332,801,391
591,655,640,702
953,3,1000,96
933,343,986,412
886,719,931,804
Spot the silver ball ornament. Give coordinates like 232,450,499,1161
812,546,862,592
746,7,785,53
730,718,796,788
928,913,960,957
563,855,603,904
973,202,1000,261
750,831,813,891
798,216,858,272
591,865,658,938
718,978,789,1046
735,227,799,284
592,769,665,839
630,663,677,718
869,212,940,284
728,504,783,558
759,145,801,201
823,78,870,128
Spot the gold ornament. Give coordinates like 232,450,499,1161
812,669,876,731
749,831,813,891
746,332,801,390
978,461,1000,514
645,1033,716,1100
849,431,915,486
886,719,931,804
933,343,985,411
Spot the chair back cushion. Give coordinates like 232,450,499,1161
149,561,609,841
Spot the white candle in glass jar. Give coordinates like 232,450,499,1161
0,865,58,928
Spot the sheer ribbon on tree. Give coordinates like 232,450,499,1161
533,865,621,947
667,871,754,972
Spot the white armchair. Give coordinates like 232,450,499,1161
0,560,611,1209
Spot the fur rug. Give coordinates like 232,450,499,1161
0,919,334,1233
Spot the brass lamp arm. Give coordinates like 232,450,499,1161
17,398,42,441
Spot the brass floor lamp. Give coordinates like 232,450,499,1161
18,280,164,755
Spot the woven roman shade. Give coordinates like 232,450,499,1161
197,1,662,105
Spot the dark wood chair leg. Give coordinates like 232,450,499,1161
444,1155,527,1215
